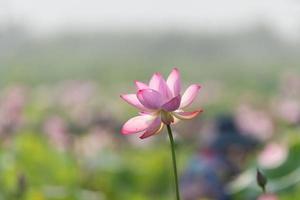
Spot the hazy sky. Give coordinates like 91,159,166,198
1,0,300,39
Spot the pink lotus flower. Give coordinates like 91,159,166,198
121,68,202,139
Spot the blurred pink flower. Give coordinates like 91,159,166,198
74,126,115,157
60,80,95,107
235,104,274,141
274,98,300,124
58,81,96,126
0,86,26,135
44,116,70,151
120,68,203,139
258,142,288,169
257,194,278,200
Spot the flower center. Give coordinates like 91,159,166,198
160,109,174,125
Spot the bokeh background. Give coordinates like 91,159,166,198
1,0,300,199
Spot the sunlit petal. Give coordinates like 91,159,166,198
140,117,163,139
173,110,203,120
180,84,201,108
149,72,172,101
167,68,181,97
121,115,156,134
120,94,150,111
135,81,148,90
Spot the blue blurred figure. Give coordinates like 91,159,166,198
180,115,258,200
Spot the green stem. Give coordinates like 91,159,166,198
166,125,180,200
